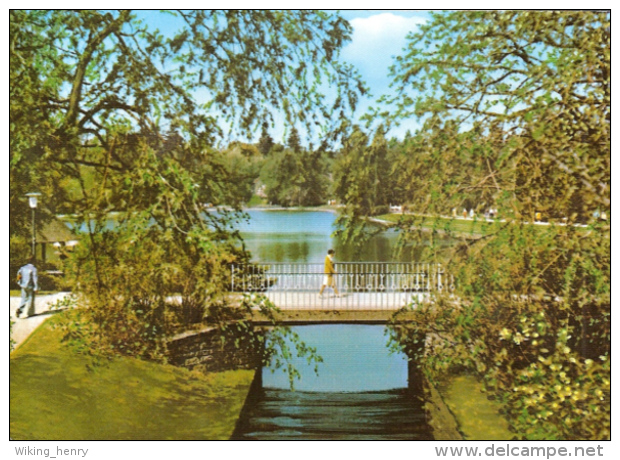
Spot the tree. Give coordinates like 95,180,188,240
260,142,330,207
257,124,275,155
10,10,365,358
333,127,392,216
385,10,609,221
298,149,330,206
10,10,364,227
220,142,264,204
260,149,302,207
377,11,609,439
286,127,303,153
331,126,395,247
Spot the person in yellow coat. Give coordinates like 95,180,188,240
319,249,340,298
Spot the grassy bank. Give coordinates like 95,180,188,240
10,314,254,440
10,290,62,297
375,213,502,237
375,213,594,237
436,374,513,440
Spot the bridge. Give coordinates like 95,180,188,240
230,262,453,318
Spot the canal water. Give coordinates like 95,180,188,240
231,324,432,440
231,210,434,440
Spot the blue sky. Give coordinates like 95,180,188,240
340,10,428,95
138,9,430,142
337,10,431,138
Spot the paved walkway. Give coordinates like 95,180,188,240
9,290,428,348
10,292,73,349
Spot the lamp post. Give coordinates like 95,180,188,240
25,192,41,260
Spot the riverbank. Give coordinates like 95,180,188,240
435,375,513,440
10,313,254,440
10,306,514,440
243,204,342,213
373,213,500,237
374,212,596,237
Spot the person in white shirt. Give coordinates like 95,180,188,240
16,258,39,318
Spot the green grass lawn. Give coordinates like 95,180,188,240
376,213,503,236
436,374,513,440
10,290,60,297
375,213,593,237
10,314,254,440
246,194,268,207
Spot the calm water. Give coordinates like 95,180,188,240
231,324,432,440
229,211,434,439
238,209,418,263
74,209,431,263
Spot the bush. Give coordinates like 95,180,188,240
388,223,610,440
62,220,243,362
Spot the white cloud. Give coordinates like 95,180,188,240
339,13,426,139
349,13,424,44
342,13,426,87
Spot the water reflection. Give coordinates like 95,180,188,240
231,324,432,440
263,325,408,392
239,210,416,263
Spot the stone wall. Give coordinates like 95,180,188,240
166,327,262,373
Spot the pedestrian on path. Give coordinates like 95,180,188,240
319,249,340,298
16,258,38,318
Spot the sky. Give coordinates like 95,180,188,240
337,10,431,139
138,9,431,143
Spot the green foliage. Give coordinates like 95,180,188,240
502,325,610,440
260,149,301,206
383,10,609,222
62,216,243,361
10,235,31,269
332,127,397,246
333,127,392,216
9,8,363,241
246,194,268,207
219,142,264,205
260,147,330,207
388,223,609,440
286,127,303,153
209,294,323,389
10,10,364,227
10,10,364,362
371,11,610,440
300,150,332,206
257,125,275,156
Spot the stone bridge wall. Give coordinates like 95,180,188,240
166,327,261,373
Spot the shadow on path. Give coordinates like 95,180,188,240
10,292,73,349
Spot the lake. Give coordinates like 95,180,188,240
238,209,420,263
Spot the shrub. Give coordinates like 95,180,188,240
62,219,243,362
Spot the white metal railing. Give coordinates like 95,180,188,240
230,262,454,310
